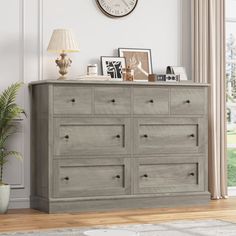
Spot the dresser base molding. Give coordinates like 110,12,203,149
30,192,210,213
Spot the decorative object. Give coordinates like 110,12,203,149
166,66,188,81
47,29,80,80
101,56,126,79
77,75,111,81
0,83,25,214
123,66,134,81
148,74,180,82
2,220,236,236
0,184,10,214
165,74,180,82
30,80,209,213
87,64,98,76
148,74,164,82
118,48,152,81
96,0,138,18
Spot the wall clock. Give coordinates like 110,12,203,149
96,0,138,18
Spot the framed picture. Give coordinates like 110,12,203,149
118,48,153,81
101,56,126,79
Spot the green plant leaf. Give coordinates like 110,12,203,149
0,82,26,183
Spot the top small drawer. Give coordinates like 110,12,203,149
171,88,206,115
53,86,92,115
94,87,131,114
133,88,169,115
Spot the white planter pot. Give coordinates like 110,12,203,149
0,184,10,214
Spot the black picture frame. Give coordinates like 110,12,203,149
101,56,126,79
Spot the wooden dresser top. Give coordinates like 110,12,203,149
29,79,209,87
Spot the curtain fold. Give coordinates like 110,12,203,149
192,0,227,199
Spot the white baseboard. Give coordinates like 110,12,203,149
9,198,30,209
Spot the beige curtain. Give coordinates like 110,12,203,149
191,0,227,199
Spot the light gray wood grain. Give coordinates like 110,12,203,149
133,87,169,114
133,117,206,155
54,117,131,156
170,87,206,115
31,85,49,199
31,192,210,213
30,82,209,213
134,157,205,194
53,158,131,198
29,79,210,87
53,86,92,115
94,87,131,114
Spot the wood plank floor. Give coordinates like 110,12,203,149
1,198,236,232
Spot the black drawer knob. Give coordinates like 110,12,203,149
64,176,70,181
116,134,121,139
149,99,154,103
186,100,191,104
190,134,195,138
143,134,148,138
71,98,76,103
111,99,116,103
189,173,195,176
115,175,121,179
143,174,148,178
64,135,69,139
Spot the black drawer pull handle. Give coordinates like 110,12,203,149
115,175,121,179
190,134,195,138
189,173,195,176
143,134,148,138
186,100,191,104
64,135,69,139
143,174,148,178
149,99,154,103
111,99,116,103
64,176,70,181
71,98,76,103
116,134,121,139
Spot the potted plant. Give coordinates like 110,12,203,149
0,83,25,213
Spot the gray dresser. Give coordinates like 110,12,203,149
30,80,210,213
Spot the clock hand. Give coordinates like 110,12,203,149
121,0,129,8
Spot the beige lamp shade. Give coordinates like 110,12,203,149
47,29,80,53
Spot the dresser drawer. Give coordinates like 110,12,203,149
133,87,169,114
53,158,131,198
94,87,131,114
134,118,206,154
134,157,204,194
54,118,131,156
170,88,206,115
53,86,92,115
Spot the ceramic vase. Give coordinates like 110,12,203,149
0,184,10,214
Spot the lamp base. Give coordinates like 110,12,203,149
57,76,67,80
55,53,72,80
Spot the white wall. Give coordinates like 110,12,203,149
43,0,188,78
0,0,191,208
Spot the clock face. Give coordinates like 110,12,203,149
96,0,138,18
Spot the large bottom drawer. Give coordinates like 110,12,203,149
53,158,131,198
134,157,205,194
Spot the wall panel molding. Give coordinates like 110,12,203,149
3,0,26,190
19,0,25,83
39,0,44,81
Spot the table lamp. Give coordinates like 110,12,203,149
47,29,80,80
